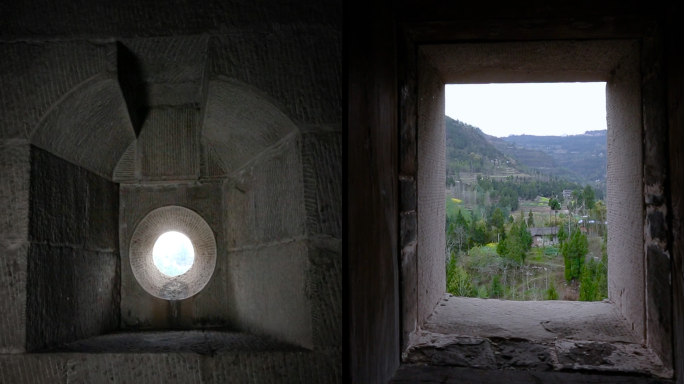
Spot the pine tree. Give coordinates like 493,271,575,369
562,228,588,282
527,210,534,227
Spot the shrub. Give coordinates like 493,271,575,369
490,275,503,298
545,283,559,300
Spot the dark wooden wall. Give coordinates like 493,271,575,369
347,0,400,383
667,1,684,382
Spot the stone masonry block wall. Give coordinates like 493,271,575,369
26,147,119,351
223,135,313,348
301,132,342,352
208,27,341,126
607,44,645,340
0,1,340,40
0,140,30,352
0,42,112,141
0,350,340,383
301,132,342,239
416,54,446,326
119,181,226,330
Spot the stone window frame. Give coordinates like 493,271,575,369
397,31,672,376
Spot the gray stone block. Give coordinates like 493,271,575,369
228,241,312,348
301,132,342,239
0,41,112,141
0,140,30,245
253,137,307,244
0,243,27,353
29,147,89,247
26,245,119,351
308,246,342,351
203,78,299,173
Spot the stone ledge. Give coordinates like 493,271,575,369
403,295,672,378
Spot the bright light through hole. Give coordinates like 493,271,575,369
152,231,195,277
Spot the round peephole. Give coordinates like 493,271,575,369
152,231,195,277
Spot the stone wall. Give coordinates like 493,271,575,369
0,140,30,352
606,44,645,341
416,53,446,327
26,147,120,351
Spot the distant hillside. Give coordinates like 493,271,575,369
497,131,607,184
445,117,508,175
445,116,607,196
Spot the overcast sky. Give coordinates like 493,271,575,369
445,82,607,137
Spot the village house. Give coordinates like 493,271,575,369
528,226,559,247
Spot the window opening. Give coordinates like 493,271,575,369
152,231,195,276
444,82,608,302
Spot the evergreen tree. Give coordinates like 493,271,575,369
546,283,559,300
558,224,568,245
492,207,504,232
583,185,596,211
491,275,503,298
527,210,534,227
455,209,469,229
562,228,588,282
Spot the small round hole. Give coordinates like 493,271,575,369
152,231,195,277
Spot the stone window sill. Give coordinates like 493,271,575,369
403,295,671,378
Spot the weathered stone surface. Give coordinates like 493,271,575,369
112,141,136,182
223,174,256,249
252,136,307,244
421,40,637,83
301,132,342,239
404,296,672,378
46,330,303,354
606,44,645,341
422,295,638,343
0,140,30,246
391,364,671,383
416,53,446,326
139,108,199,180
0,350,340,383
119,36,209,107
30,77,135,179
556,340,672,378
405,332,497,368
0,243,28,353
491,338,553,370
26,245,119,351
208,27,341,125
0,41,112,141
203,78,299,173
228,241,313,349
0,1,341,39
29,147,88,246
30,147,119,251
308,245,342,351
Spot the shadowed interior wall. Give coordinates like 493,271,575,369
223,135,311,347
223,132,343,350
416,53,446,327
347,0,400,381
26,147,119,351
606,44,645,341
0,140,29,352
